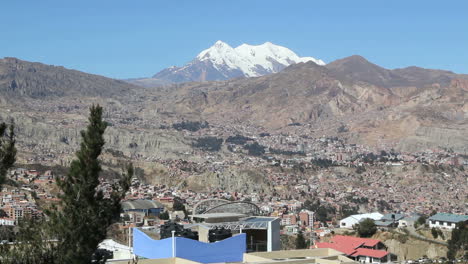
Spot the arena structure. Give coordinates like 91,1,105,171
192,198,261,216
190,199,280,252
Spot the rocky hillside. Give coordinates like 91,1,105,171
0,57,140,98
375,230,448,260
0,57,466,197
1,56,467,157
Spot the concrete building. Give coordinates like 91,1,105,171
191,214,281,252
428,213,468,229
284,225,300,234
131,214,281,263
98,239,133,260
0,217,14,226
398,214,421,228
299,209,314,227
244,248,358,264
112,248,358,264
121,200,165,219
375,213,405,228
113,258,202,264
339,212,383,229
281,213,297,226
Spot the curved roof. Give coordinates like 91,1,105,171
121,200,164,211
192,199,260,216
204,201,260,215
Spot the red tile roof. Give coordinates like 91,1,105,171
316,235,390,260
316,242,356,255
351,248,389,258
332,235,381,248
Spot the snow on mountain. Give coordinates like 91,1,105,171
197,40,325,77
150,40,325,83
234,41,325,75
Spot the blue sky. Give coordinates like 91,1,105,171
1,0,467,78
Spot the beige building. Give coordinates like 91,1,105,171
244,248,358,264
111,248,358,264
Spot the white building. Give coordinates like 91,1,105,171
0,217,14,226
428,213,468,229
398,214,420,228
98,239,133,261
339,212,383,229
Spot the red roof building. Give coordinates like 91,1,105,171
316,235,396,263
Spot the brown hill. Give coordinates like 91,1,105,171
150,56,467,152
0,57,139,98
1,56,466,153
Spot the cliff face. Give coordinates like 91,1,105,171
185,168,273,194
374,231,448,260
0,106,193,165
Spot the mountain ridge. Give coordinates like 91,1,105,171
1,55,466,152
147,55,467,152
128,41,324,86
0,57,140,98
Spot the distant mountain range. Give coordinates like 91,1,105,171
150,55,468,152
1,54,467,153
127,41,324,87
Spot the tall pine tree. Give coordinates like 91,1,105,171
0,121,16,187
49,105,132,263
296,231,307,249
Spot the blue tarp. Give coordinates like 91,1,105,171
133,228,246,263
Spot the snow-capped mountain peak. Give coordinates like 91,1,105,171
197,40,234,59
153,40,325,83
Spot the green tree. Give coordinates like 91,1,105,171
356,218,377,238
48,105,133,263
173,197,188,219
0,219,57,264
295,231,307,249
447,221,468,260
0,121,17,187
159,211,169,220
173,198,185,211
431,227,439,239
415,216,427,228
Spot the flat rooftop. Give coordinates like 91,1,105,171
246,248,343,259
244,248,358,264
110,257,200,264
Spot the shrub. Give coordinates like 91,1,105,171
192,137,223,152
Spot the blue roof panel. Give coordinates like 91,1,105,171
429,213,468,223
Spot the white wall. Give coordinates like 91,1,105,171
429,220,456,229
268,218,281,251
340,217,358,229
